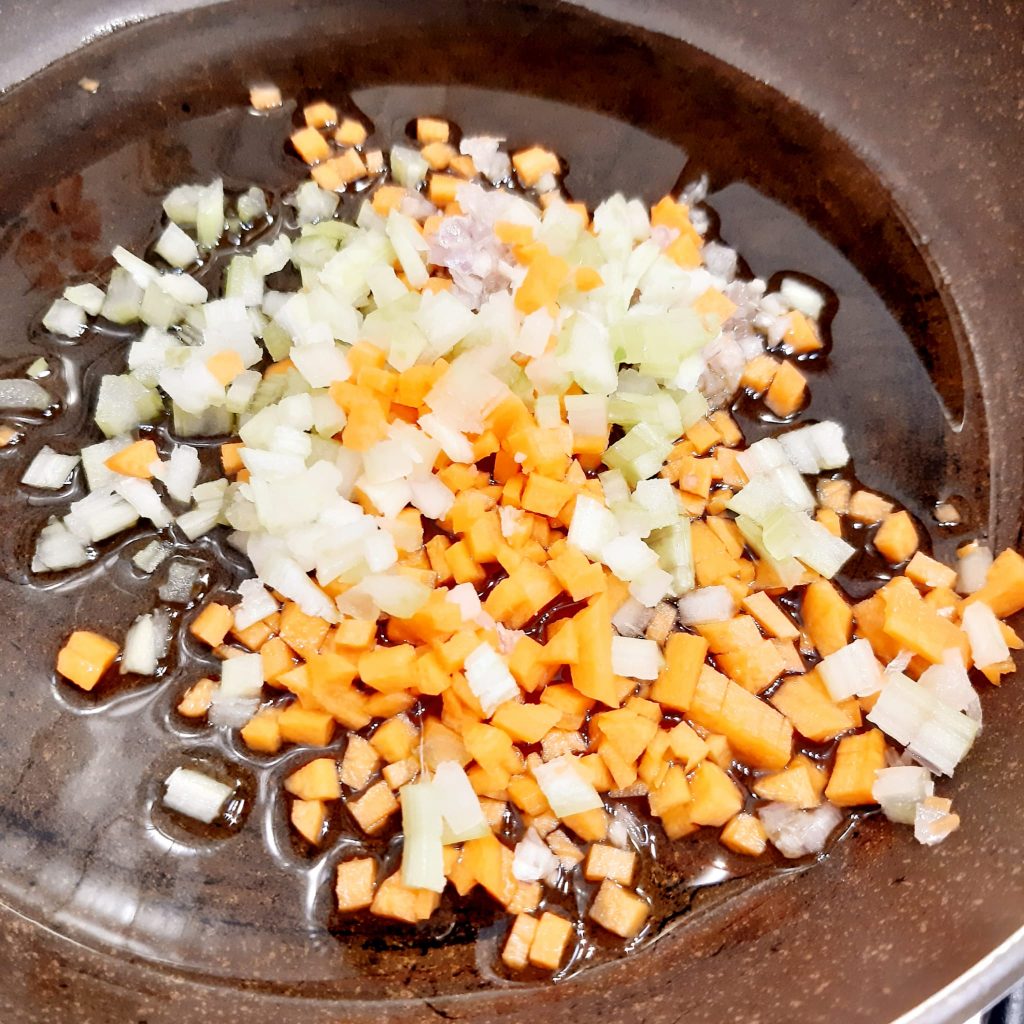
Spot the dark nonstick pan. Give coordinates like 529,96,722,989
0,1,1021,1022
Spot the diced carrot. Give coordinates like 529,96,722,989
569,592,620,708
285,757,341,801
189,602,234,648
825,728,886,806
503,912,540,970
278,704,335,746
512,146,560,187
874,510,919,564
584,843,637,885
369,714,419,763
547,544,605,602
882,576,971,666
177,677,216,718
290,126,331,164
240,707,282,753
357,644,416,693
370,870,439,922
593,707,659,765
905,552,958,591
336,857,377,912
720,812,768,856
665,232,701,269
303,101,338,128
816,507,843,537
416,117,450,144
104,438,159,479
688,665,793,770
963,549,1024,618
290,798,327,845
694,287,738,326
492,702,561,745
770,673,854,742
802,580,852,656
249,84,282,111
741,591,798,640
752,760,821,808
650,631,708,711
848,490,894,525
716,639,786,695
764,360,807,417
348,779,400,834
589,879,649,939
574,266,604,291
521,474,575,518
783,311,823,354
334,118,367,146
427,172,460,206
528,910,573,970
337,737,379,793
279,602,330,659
206,349,244,386
656,799,697,839
740,354,780,392
665,720,708,771
514,248,570,316
684,418,721,455
563,807,609,843
56,630,119,691
688,761,744,826
648,763,691,817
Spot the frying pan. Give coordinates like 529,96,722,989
0,1,1022,1022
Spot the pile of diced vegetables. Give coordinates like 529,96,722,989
18,85,1024,975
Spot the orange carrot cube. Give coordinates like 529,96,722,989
720,812,768,856
528,911,573,970
348,779,399,834
502,913,539,970
284,757,341,801
588,879,649,939
104,438,159,479
336,857,377,912
56,630,119,691
190,602,234,648
290,799,328,845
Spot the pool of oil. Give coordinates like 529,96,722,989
0,75,982,999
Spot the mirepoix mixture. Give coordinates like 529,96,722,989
16,83,1023,977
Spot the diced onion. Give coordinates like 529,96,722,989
21,446,79,490
758,801,842,859
464,643,518,717
163,766,232,824
817,638,884,701
132,540,170,574
155,223,200,268
677,586,735,625
42,299,87,338
158,560,202,604
533,755,603,818
610,635,664,680
233,579,280,630
63,283,105,315
433,761,489,843
400,781,446,893
779,277,825,319
219,652,264,697
32,519,90,572
961,601,1009,669
872,765,934,825
956,544,992,595
512,826,561,883
0,378,51,410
